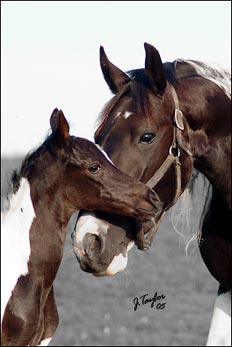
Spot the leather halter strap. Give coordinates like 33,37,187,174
146,84,191,208
137,85,194,250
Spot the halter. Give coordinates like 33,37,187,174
136,85,194,250
136,85,193,249
146,84,192,209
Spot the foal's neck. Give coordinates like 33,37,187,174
29,176,74,242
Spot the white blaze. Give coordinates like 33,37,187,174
74,212,108,242
1,178,35,322
206,290,231,346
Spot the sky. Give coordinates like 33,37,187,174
1,1,231,157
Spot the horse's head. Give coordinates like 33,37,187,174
95,43,193,203
45,108,161,220
73,43,194,275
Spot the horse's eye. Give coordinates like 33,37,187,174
140,133,155,144
88,164,101,174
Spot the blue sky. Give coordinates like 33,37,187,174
1,1,231,156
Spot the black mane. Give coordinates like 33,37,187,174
127,59,231,88
127,61,178,87
11,131,56,193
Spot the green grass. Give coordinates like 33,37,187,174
1,157,218,346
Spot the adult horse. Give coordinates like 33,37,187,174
1,108,161,346
72,43,231,345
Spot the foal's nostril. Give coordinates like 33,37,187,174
83,233,105,258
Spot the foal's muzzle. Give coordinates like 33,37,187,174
136,189,163,221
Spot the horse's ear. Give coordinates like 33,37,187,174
50,108,70,140
144,43,167,94
100,46,131,94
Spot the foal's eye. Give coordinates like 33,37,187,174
88,164,101,174
139,133,155,144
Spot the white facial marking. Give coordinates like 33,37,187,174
74,212,109,243
37,337,52,346
105,253,128,276
1,178,36,322
123,111,133,120
206,291,231,346
104,240,134,276
74,214,100,242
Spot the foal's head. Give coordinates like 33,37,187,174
10,108,161,275
13,108,160,220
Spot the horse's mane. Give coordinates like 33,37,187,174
170,169,212,255
128,62,177,86
128,59,231,89
96,59,230,134
10,131,56,194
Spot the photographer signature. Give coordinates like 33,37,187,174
133,292,166,311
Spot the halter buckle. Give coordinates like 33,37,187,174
174,109,184,130
169,145,180,157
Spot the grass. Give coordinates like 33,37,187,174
1,157,218,346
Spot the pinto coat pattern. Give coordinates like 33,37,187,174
1,108,161,346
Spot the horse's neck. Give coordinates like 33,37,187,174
177,77,231,205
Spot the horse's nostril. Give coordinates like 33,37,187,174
83,233,105,258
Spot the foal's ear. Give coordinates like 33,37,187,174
100,46,131,94
50,108,70,140
144,43,167,94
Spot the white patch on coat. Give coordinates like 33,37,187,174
37,337,52,346
206,290,231,346
187,60,231,98
123,111,133,120
73,212,109,243
1,178,35,322
105,253,128,275
104,240,134,276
